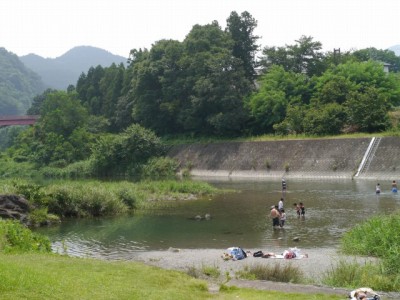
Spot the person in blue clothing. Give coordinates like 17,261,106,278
391,180,397,193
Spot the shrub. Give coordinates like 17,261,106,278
323,260,400,292
0,158,37,178
117,188,138,210
40,160,94,179
11,180,45,205
341,212,400,275
237,263,304,283
28,208,60,226
0,219,51,253
141,157,179,180
90,124,166,177
46,183,128,218
201,265,221,278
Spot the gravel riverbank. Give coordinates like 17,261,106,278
127,247,399,299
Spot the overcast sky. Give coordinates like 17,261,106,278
1,0,399,58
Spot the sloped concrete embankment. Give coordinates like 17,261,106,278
358,137,400,180
168,138,373,179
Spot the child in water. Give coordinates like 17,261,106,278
299,202,305,216
293,203,300,217
392,180,397,193
376,183,381,194
280,209,286,227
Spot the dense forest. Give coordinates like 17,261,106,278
2,11,400,178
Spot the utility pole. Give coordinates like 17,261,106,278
333,48,341,65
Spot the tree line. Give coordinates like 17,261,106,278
3,10,400,175
68,12,400,137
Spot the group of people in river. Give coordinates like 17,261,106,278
269,178,305,228
375,180,398,194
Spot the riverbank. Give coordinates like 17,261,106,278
168,137,400,180
128,247,400,299
128,247,371,281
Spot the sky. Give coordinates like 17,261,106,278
1,0,399,59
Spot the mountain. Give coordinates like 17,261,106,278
20,46,128,90
0,47,45,115
389,45,400,56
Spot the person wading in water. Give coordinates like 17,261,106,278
281,178,287,198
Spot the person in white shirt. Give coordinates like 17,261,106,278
278,198,284,212
376,183,381,194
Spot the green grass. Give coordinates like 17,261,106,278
0,178,222,219
340,212,400,274
323,212,400,292
0,253,343,300
322,260,400,292
236,263,304,284
0,158,38,179
0,220,342,299
0,219,51,253
161,131,393,146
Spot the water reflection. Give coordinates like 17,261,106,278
35,179,400,259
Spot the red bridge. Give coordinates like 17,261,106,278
0,115,39,127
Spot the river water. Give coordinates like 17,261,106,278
35,179,400,260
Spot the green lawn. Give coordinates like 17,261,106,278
0,253,343,300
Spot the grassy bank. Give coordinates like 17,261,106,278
0,253,343,300
0,219,342,299
0,206,345,299
0,179,221,220
323,212,400,291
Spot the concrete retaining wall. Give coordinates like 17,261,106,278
167,137,400,180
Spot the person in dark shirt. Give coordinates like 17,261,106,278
299,202,305,216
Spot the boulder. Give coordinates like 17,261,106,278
0,194,33,223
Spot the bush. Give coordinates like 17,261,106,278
90,124,166,177
116,188,138,210
0,219,51,253
40,160,94,179
341,212,400,275
0,158,37,178
323,260,400,292
141,157,179,180
46,183,128,217
237,263,304,283
11,180,45,205
28,208,60,226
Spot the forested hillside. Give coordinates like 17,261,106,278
20,46,127,90
0,48,44,115
2,11,400,179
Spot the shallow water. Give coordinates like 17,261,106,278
35,178,400,259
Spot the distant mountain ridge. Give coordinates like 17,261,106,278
0,48,45,115
20,46,128,90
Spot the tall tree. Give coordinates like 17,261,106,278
129,40,185,134
226,11,259,82
27,88,57,115
179,21,251,135
261,36,326,77
352,47,400,73
246,65,310,133
14,91,92,165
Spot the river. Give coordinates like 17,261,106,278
35,178,400,260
